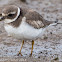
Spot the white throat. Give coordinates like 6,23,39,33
4,7,20,23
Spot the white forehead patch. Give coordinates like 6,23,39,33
2,13,7,16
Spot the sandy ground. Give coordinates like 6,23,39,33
0,0,62,62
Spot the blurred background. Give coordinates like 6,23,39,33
0,0,62,62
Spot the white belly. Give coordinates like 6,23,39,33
4,21,45,40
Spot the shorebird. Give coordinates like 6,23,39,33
0,5,58,56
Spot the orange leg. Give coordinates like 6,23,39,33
30,40,34,56
17,40,24,56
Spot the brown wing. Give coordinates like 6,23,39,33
26,20,44,29
25,10,53,29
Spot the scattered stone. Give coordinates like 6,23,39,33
50,32,52,34
53,57,59,61
20,0,26,2
44,36,48,39
38,56,40,58
40,51,42,53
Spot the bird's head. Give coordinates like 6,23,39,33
0,5,20,23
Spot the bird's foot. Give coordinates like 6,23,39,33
29,53,32,57
17,52,23,56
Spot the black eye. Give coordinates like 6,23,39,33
8,14,14,17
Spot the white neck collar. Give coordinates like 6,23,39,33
4,7,20,23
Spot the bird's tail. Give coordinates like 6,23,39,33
54,19,58,23
50,19,62,26
48,20,58,26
